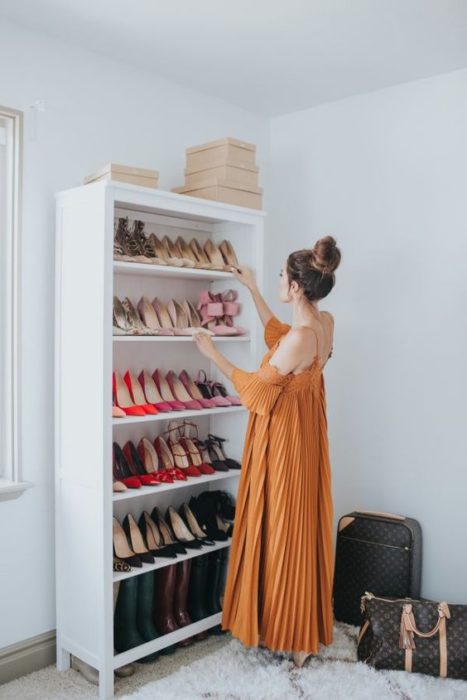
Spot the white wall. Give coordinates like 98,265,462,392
2,14,466,652
0,18,269,649
268,68,467,602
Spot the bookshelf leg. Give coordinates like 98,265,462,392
99,665,114,699
56,643,70,671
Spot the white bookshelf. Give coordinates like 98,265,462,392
54,181,265,698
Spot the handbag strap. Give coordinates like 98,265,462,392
399,601,451,677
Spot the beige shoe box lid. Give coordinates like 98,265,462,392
185,137,256,155
185,138,257,170
84,162,159,185
172,177,262,195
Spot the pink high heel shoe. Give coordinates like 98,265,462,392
208,379,242,406
195,370,231,407
197,290,241,335
179,369,217,408
137,370,173,412
152,369,186,411
166,370,203,410
221,289,247,335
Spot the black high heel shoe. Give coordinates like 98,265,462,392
138,511,178,558
188,494,228,542
122,514,155,564
151,506,187,554
178,502,215,546
207,435,241,470
166,506,204,549
113,517,142,568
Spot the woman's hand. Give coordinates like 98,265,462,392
231,265,257,291
193,331,218,360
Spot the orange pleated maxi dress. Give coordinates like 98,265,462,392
221,315,335,653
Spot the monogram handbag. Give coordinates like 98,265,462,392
333,511,422,625
358,591,467,679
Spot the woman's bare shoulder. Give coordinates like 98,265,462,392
320,310,334,325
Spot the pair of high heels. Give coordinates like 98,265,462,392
165,420,241,475
113,504,216,569
113,295,215,336
114,217,240,271
189,490,236,542
113,422,239,493
197,289,246,336
113,368,240,417
113,438,187,492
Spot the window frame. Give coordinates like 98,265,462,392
0,105,30,498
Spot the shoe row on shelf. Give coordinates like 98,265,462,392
113,490,235,570
113,422,241,492
112,369,240,417
114,548,228,657
113,290,246,337
114,217,240,271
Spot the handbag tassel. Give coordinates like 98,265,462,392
399,604,417,650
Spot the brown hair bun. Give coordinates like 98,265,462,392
310,236,341,275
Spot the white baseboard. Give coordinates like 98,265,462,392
0,630,56,685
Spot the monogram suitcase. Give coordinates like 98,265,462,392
333,510,422,625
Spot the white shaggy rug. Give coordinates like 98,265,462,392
121,623,467,700
1,623,466,700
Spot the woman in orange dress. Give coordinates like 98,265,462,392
194,235,341,668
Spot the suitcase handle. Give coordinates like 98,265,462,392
354,510,405,521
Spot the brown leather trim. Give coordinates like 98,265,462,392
405,648,413,672
439,617,447,678
338,516,355,531
357,619,370,645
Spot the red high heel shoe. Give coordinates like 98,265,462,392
154,435,188,481
123,440,160,485
138,370,173,412
123,370,158,414
137,437,173,484
152,369,186,411
113,442,141,488
180,436,216,475
112,372,146,416
166,370,203,410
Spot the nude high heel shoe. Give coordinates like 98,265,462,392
137,296,171,335
204,239,229,271
161,235,187,267
152,298,177,334
176,236,204,268
292,651,314,668
147,233,170,265
189,238,217,270
181,299,214,336
219,240,240,270
167,299,194,335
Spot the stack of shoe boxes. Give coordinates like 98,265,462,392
172,137,262,209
